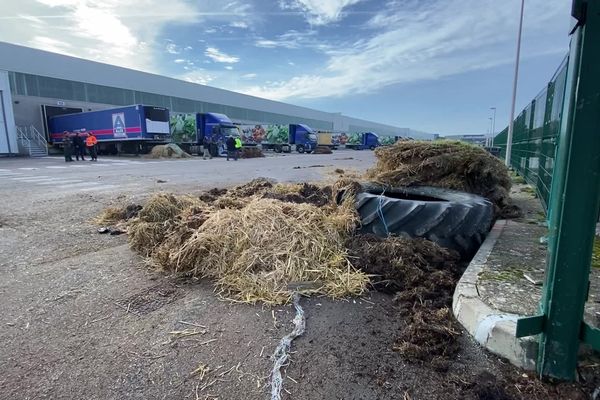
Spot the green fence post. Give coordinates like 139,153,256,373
538,0,600,380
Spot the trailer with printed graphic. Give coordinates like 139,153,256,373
237,124,317,153
170,112,238,156
48,104,170,154
346,132,380,150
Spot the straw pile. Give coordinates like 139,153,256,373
240,147,265,158
313,146,333,154
149,143,191,159
125,182,368,304
367,140,512,213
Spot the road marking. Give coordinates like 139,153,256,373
57,182,104,189
0,173,22,177
36,179,83,185
11,175,52,180
79,184,117,191
11,177,57,183
70,165,91,168
18,167,38,170
46,166,68,169
0,169,10,172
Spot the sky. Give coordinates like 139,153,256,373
0,0,573,135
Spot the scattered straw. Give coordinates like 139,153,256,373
149,143,191,159
125,182,367,304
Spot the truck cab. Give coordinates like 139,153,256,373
289,124,317,153
346,132,380,150
198,113,238,156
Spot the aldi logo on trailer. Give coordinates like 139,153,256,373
112,112,126,138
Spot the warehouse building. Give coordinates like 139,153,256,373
0,41,432,155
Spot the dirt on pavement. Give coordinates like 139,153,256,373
1,176,598,399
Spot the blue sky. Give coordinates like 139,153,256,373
1,0,572,135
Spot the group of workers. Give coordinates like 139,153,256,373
225,135,243,161
202,135,242,161
63,131,98,162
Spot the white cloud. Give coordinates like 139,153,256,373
182,71,215,85
174,59,186,63
225,65,233,70
254,30,325,50
230,21,249,29
280,0,364,25
166,43,180,54
205,46,239,63
0,0,198,72
242,73,257,79
244,0,570,100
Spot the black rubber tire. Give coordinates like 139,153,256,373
274,145,282,153
353,183,494,257
297,145,305,154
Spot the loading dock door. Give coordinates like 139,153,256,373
41,105,82,142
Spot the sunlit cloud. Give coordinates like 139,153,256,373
205,46,239,63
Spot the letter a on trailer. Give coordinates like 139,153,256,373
112,113,126,138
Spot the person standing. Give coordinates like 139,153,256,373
234,136,242,160
86,132,98,161
73,132,86,161
202,135,212,160
225,136,237,161
63,131,73,162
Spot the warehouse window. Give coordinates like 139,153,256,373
137,91,171,108
23,74,39,97
171,97,196,113
38,75,86,101
86,83,134,105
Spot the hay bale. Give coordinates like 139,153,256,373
367,140,512,210
240,147,265,158
262,183,332,207
147,198,366,304
149,143,191,159
313,146,332,154
94,204,142,225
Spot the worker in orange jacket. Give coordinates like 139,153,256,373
86,132,98,161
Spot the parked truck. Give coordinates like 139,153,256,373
315,131,339,150
346,132,380,150
170,112,238,156
238,124,317,153
48,104,170,154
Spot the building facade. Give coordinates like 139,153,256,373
0,41,431,154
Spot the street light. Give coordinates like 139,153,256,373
490,107,497,146
505,0,525,167
488,117,493,146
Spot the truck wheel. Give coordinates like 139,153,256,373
297,145,305,154
346,183,494,258
369,145,376,150
274,145,282,153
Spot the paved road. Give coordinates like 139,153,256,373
0,151,373,204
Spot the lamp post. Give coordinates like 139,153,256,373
505,0,525,167
490,107,496,146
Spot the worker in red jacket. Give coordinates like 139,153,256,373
85,132,98,161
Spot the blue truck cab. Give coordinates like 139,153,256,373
197,113,238,156
288,124,318,153
347,132,380,150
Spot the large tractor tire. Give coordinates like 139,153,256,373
352,183,494,257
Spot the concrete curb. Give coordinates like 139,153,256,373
452,220,538,370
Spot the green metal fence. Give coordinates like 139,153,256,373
494,57,568,211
